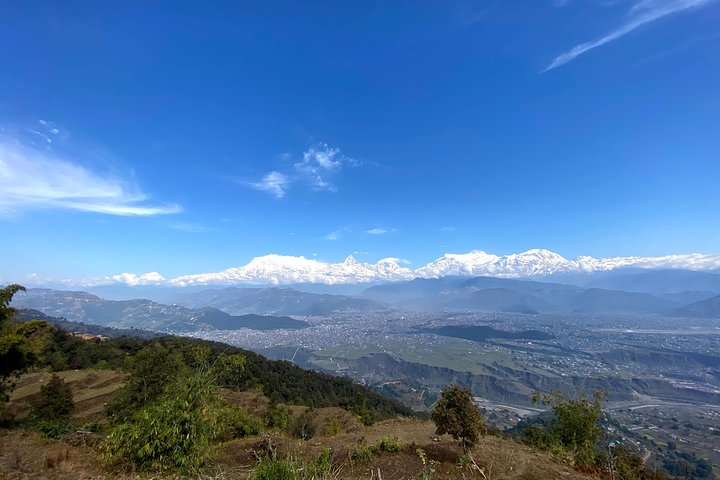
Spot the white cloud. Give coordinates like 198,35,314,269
300,144,342,171
365,228,388,235
0,137,180,216
544,0,717,71
245,171,290,199
109,272,166,286
242,144,355,198
295,143,348,191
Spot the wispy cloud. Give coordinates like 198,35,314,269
365,228,388,235
244,171,290,199
244,143,357,198
0,134,180,217
294,143,350,192
169,223,211,233
544,0,718,71
324,226,352,241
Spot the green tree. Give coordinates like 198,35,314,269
531,390,605,467
31,373,74,420
265,403,291,431
25,373,75,438
102,368,223,473
106,344,185,422
0,284,25,324
0,284,30,411
431,385,486,452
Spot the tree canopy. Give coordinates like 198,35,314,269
431,384,486,452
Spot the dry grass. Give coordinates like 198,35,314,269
0,430,107,479
4,370,126,423
212,416,600,480
2,370,601,479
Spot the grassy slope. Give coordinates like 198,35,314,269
1,369,598,480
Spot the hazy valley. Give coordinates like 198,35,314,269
11,266,720,477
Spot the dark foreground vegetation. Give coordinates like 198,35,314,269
1,284,711,478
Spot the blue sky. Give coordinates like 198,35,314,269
1,0,719,283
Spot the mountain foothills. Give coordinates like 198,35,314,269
3,264,720,479
2,285,662,480
12,269,720,326
10,289,310,333
55,249,720,288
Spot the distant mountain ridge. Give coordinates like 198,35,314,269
11,271,720,330
586,269,720,294
11,288,309,332
362,276,691,315
673,294,720,318
170,286,382,316
44,248,720,288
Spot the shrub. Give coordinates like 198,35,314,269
102,370,222,473
254,457,298,480
304,448,339,479
105,344,185,423
531,390,605,467
377,436,402,453
325,417,343,436
292,410,315,440
351,396,374,426
350,443,375,464
431,385,486,452
31,373,74,420
225,406,264,438
265,403,291,431
24,373,75,438
417,448,437,480
253,450,339,480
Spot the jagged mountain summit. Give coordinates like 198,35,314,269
64,249,720,287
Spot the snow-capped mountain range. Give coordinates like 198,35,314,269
75,249,720,287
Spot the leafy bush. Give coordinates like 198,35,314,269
253,450,339,480
0,284,30,412
102,370,222,473
431,384,486,452
325,417,343,436
254,457,298,480
350,395,374,426
31,374,74,419
265,403,291,431
522,423,551,449
377,436,402,453
349,437,402,464
292,410,316,440
105,344,186,423
530,390,605,467
23,373,75,438
350,443,376,464
304,448,339,479
417,448,437,480
82,420,102,433
224,406,264,438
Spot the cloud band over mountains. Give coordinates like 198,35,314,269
57,248,720,287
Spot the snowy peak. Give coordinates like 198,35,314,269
70,249,720,287
419,250,720,279
343,255,359,265
169,254,414,286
